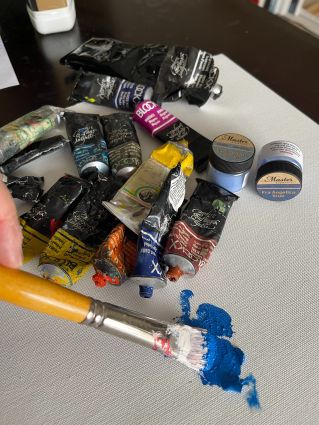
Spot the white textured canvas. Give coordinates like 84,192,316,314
1,55,318,425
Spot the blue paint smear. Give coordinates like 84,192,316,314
178,290,260,409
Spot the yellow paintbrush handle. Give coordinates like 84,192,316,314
0,265,91,323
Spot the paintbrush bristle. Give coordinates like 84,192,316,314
166,324,207,371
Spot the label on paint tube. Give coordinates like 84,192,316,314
39,174,120,286
20,218,50,263
73,140,108,172
39,228,95,287
0,105,62,165
69,71,152,112
164,180,238,280
93,224,128,286
132,227,165,288
169,171,186,211
64,112,109,177
103,157,168,234
103,142,193,234
133,101,211,173
101,114,142,179
20,175,90,263
130,165,186,297
165,220,217,274
108,142,141,176
153,46,220,106
133,100,178,135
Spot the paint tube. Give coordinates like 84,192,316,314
103,141,193,235
60,38,168,87
153,45,221,106
133,100,212,173
163,180,238,281
0,105,62,164
1,173,44,203
92,223,137,287
101,113,142,180
0,135,68,175
39,174,120,287
64,111,109,177
60,38,222,107
69,71,153,112
129,165,186,298
20,175,90,263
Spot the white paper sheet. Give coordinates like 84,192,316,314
0,55,318,425
0,36,19,90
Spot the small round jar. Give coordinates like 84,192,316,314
207,133,255,192
256,141,303,201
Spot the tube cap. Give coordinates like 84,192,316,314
139,285,154,298
92,273,120,287
210,133,255,174
166,266,184,282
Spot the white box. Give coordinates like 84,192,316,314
27,0,76,35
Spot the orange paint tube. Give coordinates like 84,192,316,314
92,224,137,287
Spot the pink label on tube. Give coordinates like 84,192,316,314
133,101,178,136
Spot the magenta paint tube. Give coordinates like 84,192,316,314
163,179,238,282
133,100,211,173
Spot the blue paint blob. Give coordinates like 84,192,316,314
179,289,233,338
178,290,260,409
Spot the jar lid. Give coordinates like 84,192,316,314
256,160,302,201
256,160,302,183
210,133,255,174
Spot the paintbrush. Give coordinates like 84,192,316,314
0,265,206,371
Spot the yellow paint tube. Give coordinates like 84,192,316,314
38,174,120,286
103,141,193,234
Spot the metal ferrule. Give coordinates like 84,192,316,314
82,299,171,353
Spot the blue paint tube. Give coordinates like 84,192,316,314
64,112,109,178
128,165,186,298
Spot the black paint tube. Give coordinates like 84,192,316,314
0,135,68,175
1,173,44,203
38,173,121,287
60,38,222,107
64,112,109,177
153,45,222,106
163,180,238,282
60,38,168,87
69,71,153,112
20,174,91,262
101,113,142,180
128,165,187,299
133,100,211,173
61,173,121,248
